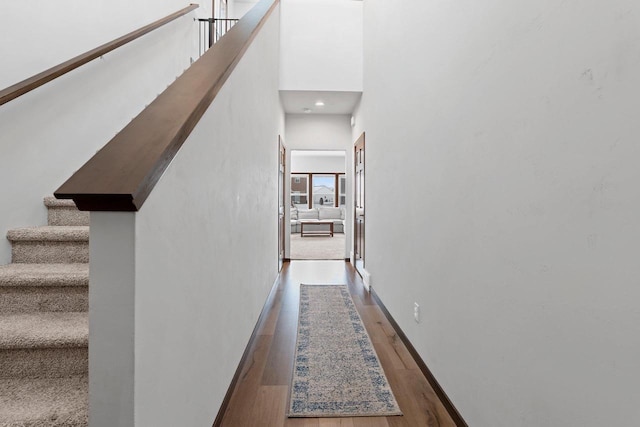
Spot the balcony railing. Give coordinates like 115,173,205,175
198,18,240,56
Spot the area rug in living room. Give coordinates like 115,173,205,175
288,284,402,418
290,233,345,260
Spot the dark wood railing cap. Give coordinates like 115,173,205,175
55,0,279,211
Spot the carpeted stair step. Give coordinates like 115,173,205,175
0,313,88,378
44,197,89,227
0,264,89,313
6,227,89,264
0,376,87,426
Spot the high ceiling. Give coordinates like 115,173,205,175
280,90,362,115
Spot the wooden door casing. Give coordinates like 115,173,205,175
278,137,285,271
354,133,365,273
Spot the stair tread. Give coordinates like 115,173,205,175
6,226,89,242
0,376,87,426
0,264,89,287
0,313,88,349
43,197,79,208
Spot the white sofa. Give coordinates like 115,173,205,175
291,206,345,233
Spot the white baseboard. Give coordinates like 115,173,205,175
362,269,371,292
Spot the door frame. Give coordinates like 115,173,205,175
278,136,286,271
354,132,365,277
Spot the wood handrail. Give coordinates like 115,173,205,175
0,4,199,106
55,0,279,211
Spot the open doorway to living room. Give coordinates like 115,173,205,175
290,150,346,260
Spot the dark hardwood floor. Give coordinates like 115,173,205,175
218,260,456,427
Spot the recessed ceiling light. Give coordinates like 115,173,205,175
303,108,312,113
315,101,325,107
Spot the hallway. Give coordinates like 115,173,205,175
218,261,456,426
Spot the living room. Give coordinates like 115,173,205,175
289,150,346,260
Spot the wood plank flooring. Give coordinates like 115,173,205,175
218,260,456,427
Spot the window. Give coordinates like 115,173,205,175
291,173,345,208
291,174,308,208
312,175,335,208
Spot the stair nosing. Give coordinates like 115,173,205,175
0,264,89,287
43,196,80,208
6,226,89,242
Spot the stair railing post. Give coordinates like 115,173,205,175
208,18,214,48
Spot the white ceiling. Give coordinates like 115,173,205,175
280,90,362,115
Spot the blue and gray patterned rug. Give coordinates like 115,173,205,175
288,284,403,418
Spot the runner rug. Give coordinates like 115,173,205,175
287,284,402,418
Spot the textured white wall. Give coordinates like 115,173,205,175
286,115,352,150
0,1,199,264
285,114,353,259
132,6,282,426
230,0,259,19
0,0,207,89
361,0,640,426
279,0,362,91
291,152,346,173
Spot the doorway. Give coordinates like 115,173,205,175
289,150,347,260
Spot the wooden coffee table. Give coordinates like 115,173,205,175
300,221,334,237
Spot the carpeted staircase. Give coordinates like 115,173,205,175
0,197,89,426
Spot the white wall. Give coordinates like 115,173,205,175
279,0,362,91
0,1,207,89
0,1,199,264
230,0,259,19
291,152,346,173
361,0,640,426
89,212,136,427
90,5,282,426
286,115,353,150
285,114,353,259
